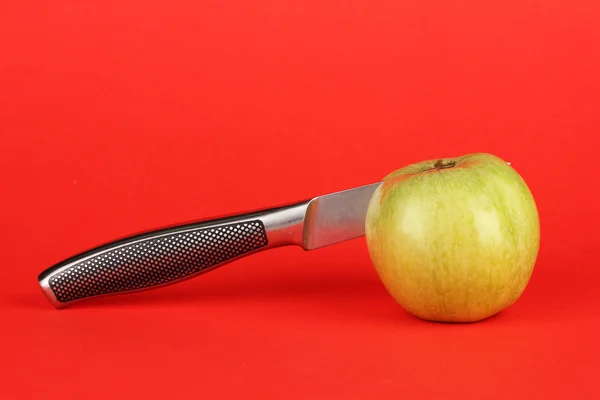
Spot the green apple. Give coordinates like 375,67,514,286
365,153,540,322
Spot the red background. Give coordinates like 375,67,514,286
2,1,599,398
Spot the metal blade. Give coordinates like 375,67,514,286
302,182,381,250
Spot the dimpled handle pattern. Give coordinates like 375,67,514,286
48,220,268,303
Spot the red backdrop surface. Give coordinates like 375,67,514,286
2,1,600,398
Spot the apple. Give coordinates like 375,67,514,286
365,153,540,322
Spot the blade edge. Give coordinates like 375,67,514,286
303,182,381,250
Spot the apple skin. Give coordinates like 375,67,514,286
365,153,540,322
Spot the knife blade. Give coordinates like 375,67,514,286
38,182,381,308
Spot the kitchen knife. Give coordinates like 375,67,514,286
38,182,381,308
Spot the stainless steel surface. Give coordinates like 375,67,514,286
38,275,60,308
38,182,381,308
303,183,381,250
260,201,309,247
38,201,310,308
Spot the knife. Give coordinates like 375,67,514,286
38,182,381,308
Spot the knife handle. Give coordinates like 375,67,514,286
38,201,310,308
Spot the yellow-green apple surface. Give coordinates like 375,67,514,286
365,153,540,322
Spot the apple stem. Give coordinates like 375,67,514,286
433,160,457,170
